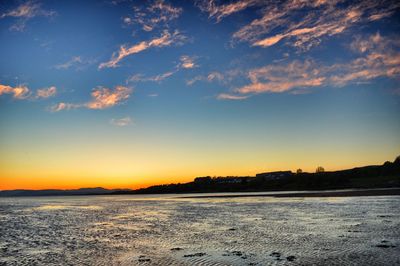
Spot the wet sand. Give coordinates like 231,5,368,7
1,194,399,265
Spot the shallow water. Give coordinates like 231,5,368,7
0,194,399,265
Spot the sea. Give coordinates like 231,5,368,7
1,192,399,265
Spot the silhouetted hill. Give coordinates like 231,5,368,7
0,187,132,197
131,156,400,194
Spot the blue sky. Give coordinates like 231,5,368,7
0,0,399,189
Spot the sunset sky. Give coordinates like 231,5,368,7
1,0,399,190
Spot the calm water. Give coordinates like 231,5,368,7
0,194,399,265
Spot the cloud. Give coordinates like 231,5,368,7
36,86,57,98
186,70,238,86
187,71,224,85
329,33,400,86
51,86,132,112
86,86,132,109
233,0,399,51
124,0,182,31
49,102,80,112
231,33,400,95
99,30,186,69
127,71,176,83
0,1,56,31
110,116,133,126
0,84,30,99
236,60,326,94
179,55,198,69
217,93,249,100
127,54,198,84
54,56,96,70
198,0,261,22
0,84,56,100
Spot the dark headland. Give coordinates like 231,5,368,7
1,156,399,197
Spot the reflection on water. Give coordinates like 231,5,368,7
0,194,399,265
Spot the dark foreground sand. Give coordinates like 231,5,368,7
179,188,400,199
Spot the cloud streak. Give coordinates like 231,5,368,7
54,56,96,70
51,86,132,112
99,30,186,69
124,0,182,32
217,93,249,100
198,0,261,22
231,33,400,95
233,0,399,50
0,1,56,31
127,54,198,83
110,116,133,126
0,84,56,100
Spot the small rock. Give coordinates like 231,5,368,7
138,255,151,262
183,252,206,257
228,228,236,231
376,244,396,248
170,247,183,251
286,255,296,261
232,251,243,256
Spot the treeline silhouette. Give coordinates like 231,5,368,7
127,156,400,194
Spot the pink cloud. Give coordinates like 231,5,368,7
233,0,399,50
0,84,57,100
99,30,186,69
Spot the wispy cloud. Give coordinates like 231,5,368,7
217,93,249,100
0,1,56,31
49,102,80,112
0,84,56,99
110,116,133,126
236,60,326,94
187,70,238,86
127,71,175,83
99,30,186,69
231,33,400,95
123,0,182,32
329,33,400,86
198,0,261,23
233,0,399,51
127,54,198,83
54,56,96,70
36,86,57,99
50,86,132,112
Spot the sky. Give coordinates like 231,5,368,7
0,0,399,190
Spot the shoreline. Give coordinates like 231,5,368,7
178,188,400,199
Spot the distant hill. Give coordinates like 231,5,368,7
0,187,132,197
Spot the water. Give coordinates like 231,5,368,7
0,194,399,265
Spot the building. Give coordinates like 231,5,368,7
255,171,293,181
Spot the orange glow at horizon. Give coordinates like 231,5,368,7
1,153,397,190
